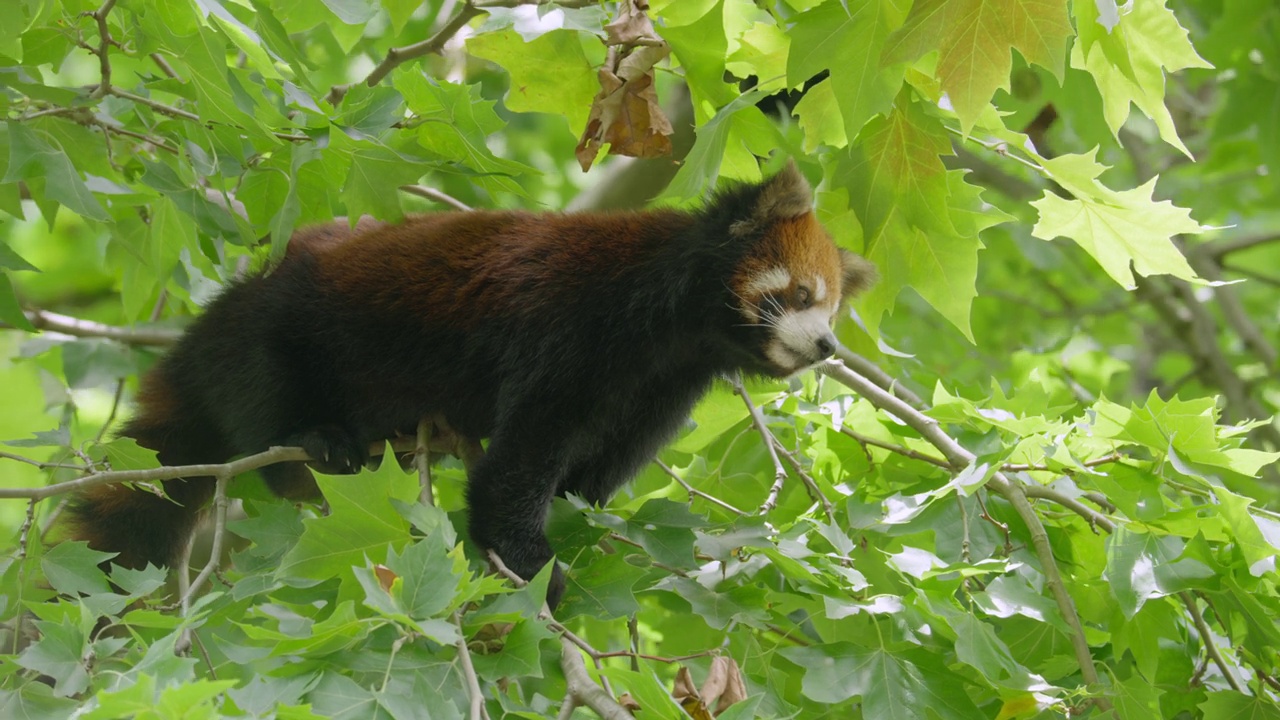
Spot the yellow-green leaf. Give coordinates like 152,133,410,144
884,0,1071,133
1030,151,1203,289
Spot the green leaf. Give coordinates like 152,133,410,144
618,498,706,569
1030,151,1203,289
1199,691,1280,720
789,0,908,139
15,617,90,697
328,129,427,222
0,683,79,720
465,29,597,134
470,617,556,680
178,24,276,144
884,0,1071,132
277,453,418,584
835,99,1010,339
559,552,646,620
780,643,983,718
40,542,114,597
1113,672,1165,720
793,78,846,151
0,271,35,331
94,437,161,471
0,242,38,272
726,21,789,93
658,0,739,123
60,338,136,389
307,672,387,720
394,72,534,197
662,88,772,203
381,0,420,34
1071,0,1211,155
385,531,462,619
1215,490,1280,577
3,124,108,221
596,666,689,720
1104,528,1215,617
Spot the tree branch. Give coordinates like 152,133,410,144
5,309,180,345
730,374,833,521
454,611,491,720
400,185,473,211
832,346,927,411
327,3,484,105
818,358,1108,707
1180,591,1243,692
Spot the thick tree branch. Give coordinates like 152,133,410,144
833,346,927,410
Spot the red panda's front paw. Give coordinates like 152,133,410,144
288,425,368,474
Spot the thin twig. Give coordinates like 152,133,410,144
181,471,231,607
328,3,484,104
400,185,472,211
1184,249,1277,369
87,0,119,98
12,308,180,346
1190,233,1280,260
454,611,490,720
1180,591,1243,692
838,428,950,468
416,417,435,507
654,460,744,515
0,451,87,472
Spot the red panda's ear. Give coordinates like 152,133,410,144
731,160,813,237
839,250,877,300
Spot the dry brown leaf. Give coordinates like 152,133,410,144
617,693,642,711
373,564,397,591
603,0,653,46
708,657,748,714
672,666,700,703
575,1,674,171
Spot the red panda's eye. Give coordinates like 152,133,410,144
796,286,812,308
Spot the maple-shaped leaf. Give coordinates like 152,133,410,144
1072,0,1210,156
833,99,1012,341
788,0,908,141
1030,150,1203,289
883,0,1071,133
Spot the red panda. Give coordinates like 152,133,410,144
66,162,875,609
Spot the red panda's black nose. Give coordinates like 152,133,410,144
816,334,836,359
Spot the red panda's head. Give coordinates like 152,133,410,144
723,162,876,377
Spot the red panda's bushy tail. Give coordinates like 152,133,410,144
66,369,231,571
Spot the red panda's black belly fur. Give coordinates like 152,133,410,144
67,165,871,610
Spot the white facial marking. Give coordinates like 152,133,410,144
814,276,827,302
744,266,792,298
768,305,836,371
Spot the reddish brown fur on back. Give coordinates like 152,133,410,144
313,210,695,329
285,216,385,259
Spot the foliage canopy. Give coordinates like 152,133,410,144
2,0,1280,718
